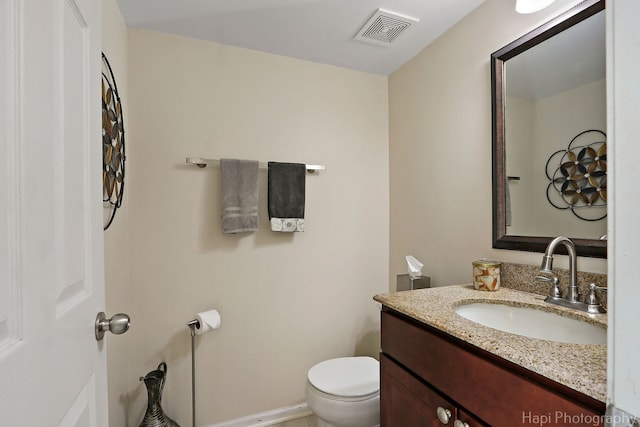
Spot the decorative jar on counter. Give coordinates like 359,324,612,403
472,260,501,291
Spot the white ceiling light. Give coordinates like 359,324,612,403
516,0,556,14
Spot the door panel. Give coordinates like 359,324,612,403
56,0,91,316
0,0,107,424
0,0,20,357
59,374,98,427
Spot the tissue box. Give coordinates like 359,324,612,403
396,274,431,292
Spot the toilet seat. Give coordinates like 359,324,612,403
307,357,379,398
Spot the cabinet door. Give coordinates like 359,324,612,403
381,354,486,427
381,354,452,426
456,409,487,427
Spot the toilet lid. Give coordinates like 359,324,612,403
307,356,379,397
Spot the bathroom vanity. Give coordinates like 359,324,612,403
374,286,606,427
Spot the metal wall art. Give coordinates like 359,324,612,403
102,52,126,230
545,129,606,221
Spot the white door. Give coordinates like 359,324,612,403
0,0,110,425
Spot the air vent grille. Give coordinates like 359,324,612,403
355,9,419,47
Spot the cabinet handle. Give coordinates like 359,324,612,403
436,406,452,424
454,420,470,427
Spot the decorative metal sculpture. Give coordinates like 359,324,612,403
102,52,126,230
139,362,180,427
545,129,606,222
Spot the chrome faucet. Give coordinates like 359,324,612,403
539,236,580,302
535,236,606,314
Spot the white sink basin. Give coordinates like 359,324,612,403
454,302,606,345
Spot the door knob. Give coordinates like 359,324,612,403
436,407,452,424
95,311,131,341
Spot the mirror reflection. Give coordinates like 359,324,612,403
506,10,606,238
492,0,607,257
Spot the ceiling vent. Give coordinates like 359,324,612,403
354,9,419,47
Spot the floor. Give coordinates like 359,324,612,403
270,414,317,427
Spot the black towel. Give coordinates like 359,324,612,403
267,162,306,232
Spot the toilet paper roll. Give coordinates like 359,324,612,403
194,309,221,335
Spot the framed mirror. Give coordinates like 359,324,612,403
491,0,606,257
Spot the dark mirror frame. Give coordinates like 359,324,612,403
491,0,606,258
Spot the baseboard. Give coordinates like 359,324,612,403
206,402,312,427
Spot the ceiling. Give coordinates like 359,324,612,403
116,0,485,76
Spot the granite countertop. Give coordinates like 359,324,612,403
374,284,607,402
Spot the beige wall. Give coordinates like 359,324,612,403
102,0,133,426
388,0,607,288
505,94,535,235
121,29,389,425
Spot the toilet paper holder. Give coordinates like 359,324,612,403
186,320,199,427
186,318,199,330
186,310,220,427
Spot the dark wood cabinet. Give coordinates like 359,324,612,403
380,308,605,427
381,354,486,426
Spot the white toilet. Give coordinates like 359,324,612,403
305,356,380,427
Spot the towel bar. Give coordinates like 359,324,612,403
186,157,326,173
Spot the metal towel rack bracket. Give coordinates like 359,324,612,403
186,157,326,174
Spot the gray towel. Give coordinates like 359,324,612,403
220,159,259,234
268,162,306,232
